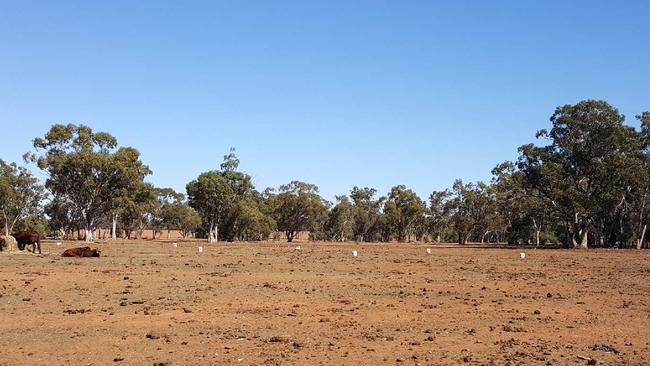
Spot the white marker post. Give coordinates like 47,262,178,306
426,248,432,254
172,242,178,248
352,250,358,258
197,246,204,253
56,242,62,246
520,252,526,259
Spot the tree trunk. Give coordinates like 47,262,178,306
111,214,117,240
532,218,541,246
208,223,218,243
637,224,647,250
579,229,588,249
85,224,93,242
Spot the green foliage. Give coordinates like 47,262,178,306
187,150,272,242
187,171,234,242
119,182,156,239
0,160,45,235
384,185,426,242
5,101,650,249
269,181,330,242
518,100,648,248
325,195,354,242
160,201,201,239
31,124,150,241
350,187,385,242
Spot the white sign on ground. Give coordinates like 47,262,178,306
352,250,358,257
426,248,432,254
198,246,204,253
520,252,526,259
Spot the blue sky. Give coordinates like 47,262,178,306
1,1,648,201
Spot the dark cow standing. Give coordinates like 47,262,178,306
12,231,41,254
62,247,101,257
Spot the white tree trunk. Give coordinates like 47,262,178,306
637,224,647,250
85,225,93,242
111,214,117,240
579,229,588,249
208,223,218,243
532,218,540,246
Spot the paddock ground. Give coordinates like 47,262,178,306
0,241,648,365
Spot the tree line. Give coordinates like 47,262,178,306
1,100,649,249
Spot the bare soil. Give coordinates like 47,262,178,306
0,241,648,365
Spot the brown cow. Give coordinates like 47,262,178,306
62,247,101,258
12,231,41,254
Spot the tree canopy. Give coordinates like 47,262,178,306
1,100,648,248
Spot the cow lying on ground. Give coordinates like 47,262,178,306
62,247,101,257
12,231,41,254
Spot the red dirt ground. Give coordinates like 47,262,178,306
0,241,648,365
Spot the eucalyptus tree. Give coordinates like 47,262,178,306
350,186,384,242
444,180,493,244
178,204,202,238
491,161,557,245
0,160,45,236
116,182,150,239
428,189,452,243
159,202,202,239
634,112,650,249
233,195,275,241
30,124,150,242
518,100,647,248
383,185,426,242
326,195,354,242
187,171,233,242
270,180,329,242
150,188,184,239
187,149,271,242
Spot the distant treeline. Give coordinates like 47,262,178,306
1,100,649,249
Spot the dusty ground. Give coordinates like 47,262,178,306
0,241,648,366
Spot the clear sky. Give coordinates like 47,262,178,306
1,1,648,201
